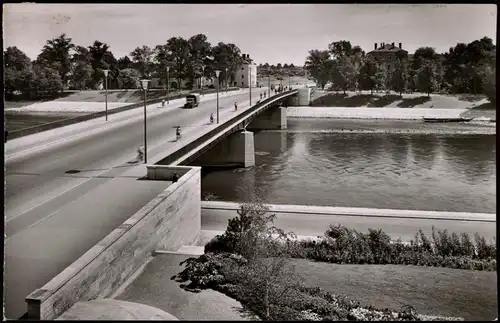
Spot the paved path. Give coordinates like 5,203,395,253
200,202,496,244
3,88,268,319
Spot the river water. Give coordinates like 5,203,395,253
198,119,496,213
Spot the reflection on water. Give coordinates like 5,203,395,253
198,119,496,213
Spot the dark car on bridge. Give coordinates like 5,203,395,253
184,94,201,108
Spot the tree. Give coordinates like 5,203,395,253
4,46,31,71
37,33,74,87
358,56,379,94
187,34,212,89
159,37,190,89
88,41,116,89
4,46,33,97
117,56,133,70
482,64,496,104
117,68,141,89
130,45,155,77
390,59,409,97
328,40,353,59
332,56,356,94
304,49,332,89
416,60,439,97
283,63,288,69
204,181,302,320
30,62,63,95
71,61,93,90
212,42,244,87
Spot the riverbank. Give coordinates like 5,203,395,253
287,107,495,121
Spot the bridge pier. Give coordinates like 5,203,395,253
247,106,287,130
193,130,255,168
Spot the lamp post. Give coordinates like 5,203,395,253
268,73,271,98
201,65,205,96
225,67,228,94
249,65,252,105
215,70,221,123
166,66,170,104
103,69,109,121
140,79,151,163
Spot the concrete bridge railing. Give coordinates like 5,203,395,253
156,89,298,166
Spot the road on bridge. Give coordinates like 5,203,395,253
4,88,266,319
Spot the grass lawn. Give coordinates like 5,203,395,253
292,259,497,321
4,111,88,132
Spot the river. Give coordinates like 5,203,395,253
197,119,496,214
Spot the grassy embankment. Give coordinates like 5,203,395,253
4,89,185,132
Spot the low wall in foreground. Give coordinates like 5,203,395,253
25,165,201,320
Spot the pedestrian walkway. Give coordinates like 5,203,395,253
56,299,178,320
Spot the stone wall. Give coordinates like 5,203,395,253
193,130,255,168
247,107,287,130
25,166,201,320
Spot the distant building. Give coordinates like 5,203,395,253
366,42,409,73
233,54,257,88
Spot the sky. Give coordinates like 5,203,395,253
3,3,497,66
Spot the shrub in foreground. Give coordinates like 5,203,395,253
174,253,465,321
284,225,496,271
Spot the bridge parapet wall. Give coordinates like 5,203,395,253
25,166,201,320
192,130,255,168
247,106,287,130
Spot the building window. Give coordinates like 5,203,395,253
387,64,391,70
241,67,244,71
242,75,244,79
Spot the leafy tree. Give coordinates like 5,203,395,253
283,63,289,69
390,59,409,97
328,40,353,59
161,36,190,89
416,60,439,97
88,40,116,88
30,63,63,95
4,46,32,71
4,46,33,97
37,33,74,87
332,56,357,94
130,45,155,77
481,64,496,104
117,56,133,70
304,49,332,89
117,68,141,89
71,61,93,90
187,34,212,89
211,42,244,86
358,56,379,94
289,63,295,68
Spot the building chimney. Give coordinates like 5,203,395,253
391,42,395,48
399,42,402,49
374,43,377,50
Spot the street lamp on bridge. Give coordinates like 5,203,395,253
201,65,205,96
225,67,228,94
140,79,151,163
103,69,109,121
166,66,171,104
215,70,221,124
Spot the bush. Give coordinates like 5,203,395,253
285,225,496,271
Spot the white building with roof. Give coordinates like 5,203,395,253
233,54,257,88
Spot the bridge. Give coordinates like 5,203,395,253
4,86,310,320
